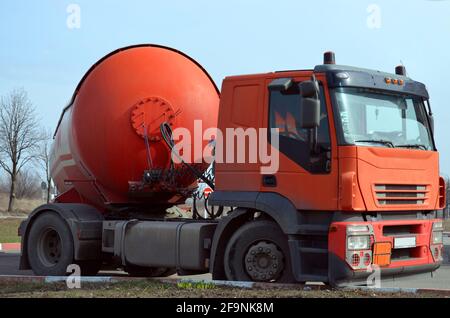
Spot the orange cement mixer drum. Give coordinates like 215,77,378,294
51,45,220,208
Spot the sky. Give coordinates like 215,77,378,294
1,0,450,172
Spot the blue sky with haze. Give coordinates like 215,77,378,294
1,0,450,172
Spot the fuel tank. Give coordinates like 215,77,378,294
50,45,220,211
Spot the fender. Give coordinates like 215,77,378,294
208,191,303,280
19,203,103,270
209,208,251,280
208,191,332,282
209,191,304,234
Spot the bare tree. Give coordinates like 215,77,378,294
37,128,52,203
1,169,42,200
0,88,43,211
14,169,41,200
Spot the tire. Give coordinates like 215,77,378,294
224,220,295,283
27,212,75,276
27,212,103,276
126,265,176,277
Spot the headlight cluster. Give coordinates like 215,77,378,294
431,221,444,262
345,224,374,270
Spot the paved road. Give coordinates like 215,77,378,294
0,253,32,276
0,252,129,277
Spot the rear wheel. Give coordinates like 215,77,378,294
27,212,101,276
224,220,295,283
28,212,75,276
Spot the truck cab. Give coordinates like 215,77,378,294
210,52,445,285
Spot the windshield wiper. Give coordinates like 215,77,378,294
355,140,395,148
395,144,428,150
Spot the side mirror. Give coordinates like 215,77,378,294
429,114,434,135
300,98,320,129
300,79,320,129
299,80,319,98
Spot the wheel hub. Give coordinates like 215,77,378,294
244,241,284,282
37,228,62,267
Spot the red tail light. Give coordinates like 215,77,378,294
351,253,361,267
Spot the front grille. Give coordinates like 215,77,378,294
383,224,421,236
374,184,429,206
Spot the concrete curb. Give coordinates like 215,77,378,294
0,275,146,284
0,275,325,291
0,243,21,252
154,278,326,290
0,216,27,220
344,286,418,294
345,285,450,295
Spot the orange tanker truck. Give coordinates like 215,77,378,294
18,45,445,286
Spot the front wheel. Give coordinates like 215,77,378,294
224,220,295,283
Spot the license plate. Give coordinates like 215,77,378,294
394,236,416,249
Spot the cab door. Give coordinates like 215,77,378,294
262,74,339,210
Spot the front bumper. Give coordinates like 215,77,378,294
328,218,443,286
329,252,441,287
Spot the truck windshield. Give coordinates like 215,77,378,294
332,87,434,150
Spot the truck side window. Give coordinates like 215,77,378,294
269,83,331,173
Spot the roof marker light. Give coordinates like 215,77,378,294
324,51,336,65
395,65,406,76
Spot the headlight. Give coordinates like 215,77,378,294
432,231,443,244
347,235,370,250
433,221,444,231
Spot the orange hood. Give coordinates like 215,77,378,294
339,146,442,211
